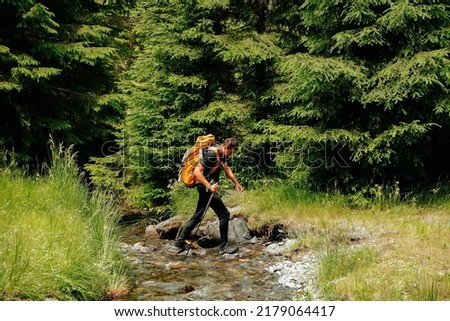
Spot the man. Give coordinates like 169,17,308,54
175,137,244,254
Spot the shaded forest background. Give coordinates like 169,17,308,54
2,0,450,209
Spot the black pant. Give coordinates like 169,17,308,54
177,185,230,247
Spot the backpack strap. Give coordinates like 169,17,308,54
200,146,223,177
209,146,223,174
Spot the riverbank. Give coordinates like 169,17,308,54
2,153,449,301
171,184,450,300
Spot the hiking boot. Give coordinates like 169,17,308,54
219,244,239,255
175,239,193,253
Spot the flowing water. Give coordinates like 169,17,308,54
119,225,308,301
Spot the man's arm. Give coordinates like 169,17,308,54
223,163,244,193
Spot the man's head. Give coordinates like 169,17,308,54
222,137,239,157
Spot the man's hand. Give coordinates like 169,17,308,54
210,183,220,193
236,183,244,193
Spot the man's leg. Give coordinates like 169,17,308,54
209,193,238,254
175,186,211,248
209,193,230,247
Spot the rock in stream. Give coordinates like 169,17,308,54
120,220,320,301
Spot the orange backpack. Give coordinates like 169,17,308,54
178,134,216,187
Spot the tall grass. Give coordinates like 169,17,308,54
317,246,378,300
0,142,129,300
171,181,450,300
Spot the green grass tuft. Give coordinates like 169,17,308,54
0,142,129,300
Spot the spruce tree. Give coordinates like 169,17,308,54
87,0,450,209
267,0,450,189
87,0,281,207
0,0,133,164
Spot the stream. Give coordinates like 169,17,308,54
119,223,319,301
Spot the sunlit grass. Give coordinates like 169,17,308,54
0,143,129,300
317,246,378,300
171,181,450,300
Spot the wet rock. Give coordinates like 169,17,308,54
155,216,184,239
264,239,296,256
145,225,159,239
270,224,289,241
119,242,131,251
165,261,189,270
128,257,143,265
131,242,145,251
229,217,252,244
219,247,252,260
142,281,194,296
184,286,213,300
266,253,319,296
197,217,252,245
178,248,207,258
129,242,156,253
122,226,322,300
220,252,240,260
172,246,208,258
197,237,220,248
151,214,252,245
178,284,195,294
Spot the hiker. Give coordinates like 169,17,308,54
175,137,244,254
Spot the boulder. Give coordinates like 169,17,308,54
147,215,252,245
229,217,252,244
144,225,159,239
154,216,184,239
197,217,252,245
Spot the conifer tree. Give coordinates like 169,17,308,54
88,0,450,209
87,0,281,206
0,0,133,164
266,0,450,189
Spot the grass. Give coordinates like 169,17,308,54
172,181,450,300
0,143,129,300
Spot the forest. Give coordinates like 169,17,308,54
2,0,450,208
1,0,450,301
